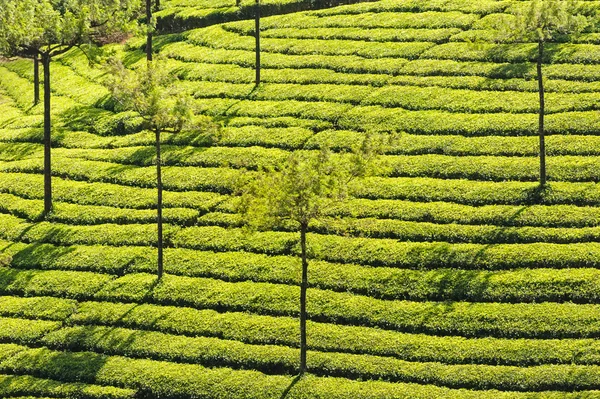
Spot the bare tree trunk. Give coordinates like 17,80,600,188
156,128,164,279
146,0,153,62
255,0,260,85
537,39,546,187
33,53,40,106
42,54,52,215
299,222,308,374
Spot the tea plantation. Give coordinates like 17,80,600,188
2,0,600,397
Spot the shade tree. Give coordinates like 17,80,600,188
500,0,591,186
238,135,384,374
105,58,220,279
0,0,141,215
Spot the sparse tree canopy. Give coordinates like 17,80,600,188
505,0,590,43
106,59,195,133
240,138,382,232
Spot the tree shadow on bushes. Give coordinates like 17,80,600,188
279,373,302,399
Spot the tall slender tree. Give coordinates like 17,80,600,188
239,136,382,374
0,0,141,215
501,0,589,186
255,0,261,85
106,59,220,279
146,0,154,61
33,53,40,106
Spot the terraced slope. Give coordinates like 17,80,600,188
155,0,378,32
2,0,600,397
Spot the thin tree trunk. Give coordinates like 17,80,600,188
33,53,40,106
146,0,153,62
299,222,308,374
155,0,160,11
537,39,546,186
156,128,164,279
255,0,260,85
42,54,52,215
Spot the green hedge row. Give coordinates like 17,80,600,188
166,51,599,93
317,197,600,228
0,345,291,399
3,241,148,275
0,267,115,299
308,131,600,157
0,317,61,344
0,91,27,129
162,42,409,75
0,67,41,110
421,42,600,64
0,172,225,210
0,127,162,150
8,238,600,302
255,27,461,43
194,97,353,122
232,10,478,30
0,373,135,399
363,85,600,114
1,124,310,153
0,193,199,225
219,126,315,149
389,74,600,94
287,375,600,399
0,158,245,193
352,177,600,206
310,0,509,16
169,58,391,86
155,0,375,33
102,274,600,338
11,142,600,184
7,212,600,269
186,26,436,59
4,345,574,399
40,324,600,391
182,79,600,115
400,59,600,82
58,144,288,170
62,109,146,137
188,81,375,105
380,154,600,183
339,106,600,136
5,269,600,339
171,224,600,269
0,296,75,321
68,300,600,367
3,59,109,107
200,210,600,244
0,213,175,247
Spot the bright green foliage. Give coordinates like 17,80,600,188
2,0,600,396
0,0,141,57
503,0,590,43
0,374,135,399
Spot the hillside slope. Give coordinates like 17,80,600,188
2,0,600,398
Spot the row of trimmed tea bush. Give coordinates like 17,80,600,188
0,373,135,399
5,271,600,338
39,324,600,391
